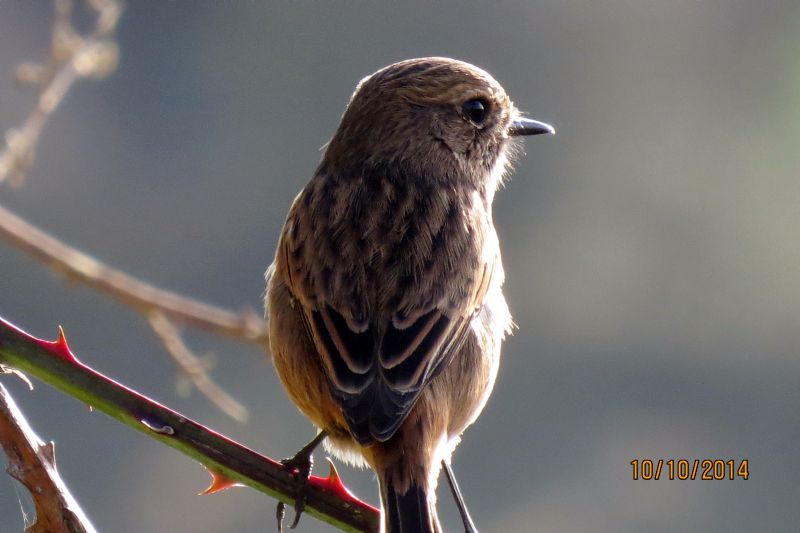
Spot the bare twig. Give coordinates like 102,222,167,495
147,311,249,422
0,383,96,533
0,317,381,533
0,201,267,419
0,202,268,344
0,0,121,186
0,0,268,421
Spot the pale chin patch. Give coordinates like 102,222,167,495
497,149,515,184
483,149,511,206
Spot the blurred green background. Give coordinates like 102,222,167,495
1,1,798,532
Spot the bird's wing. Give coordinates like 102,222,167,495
296,255,495,444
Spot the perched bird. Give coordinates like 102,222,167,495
265,57,553,532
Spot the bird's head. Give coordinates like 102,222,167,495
324,57,553,189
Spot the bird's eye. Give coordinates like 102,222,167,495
462,98,489,125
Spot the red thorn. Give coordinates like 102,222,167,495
199,468,240,495
49,326,78,364
1,318,78,366
308,458,379,513
324,458,344,488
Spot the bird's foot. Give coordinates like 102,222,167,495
276,431,327,532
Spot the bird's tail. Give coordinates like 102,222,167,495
380,475,440,533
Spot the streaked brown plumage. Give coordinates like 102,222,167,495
265,57,552,532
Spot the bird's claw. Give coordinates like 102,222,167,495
281,450,313,530
276,432,326,532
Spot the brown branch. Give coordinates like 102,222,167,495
0,317,381,532
147,311,249,422
0,383,96,533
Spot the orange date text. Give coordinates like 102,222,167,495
630,459,749,480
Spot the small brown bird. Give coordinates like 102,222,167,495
265,57,552,532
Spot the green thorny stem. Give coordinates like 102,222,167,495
0,316,380,533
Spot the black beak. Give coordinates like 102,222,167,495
508,117,555,137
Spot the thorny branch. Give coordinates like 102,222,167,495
0,383,96,533
0,0,269,421
0,318,381,533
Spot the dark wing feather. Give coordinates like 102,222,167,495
302,302,473,444
381,311,451,389
295,259,495,444
367,313,475,441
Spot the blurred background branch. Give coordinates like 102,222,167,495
0,0,120,187
147,310,249,422
0,0,268,422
